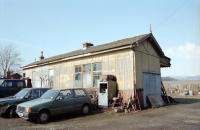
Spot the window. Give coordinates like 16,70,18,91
75,65,82,88
17,81,24,87
99,83,107,93
32,71,40,87
48,69,54,88
30,89,40,98
93,63,102,87
4,81,13,87
59,90,72,98
74,89,86,97
39,89,48,97
82,64,92,88
74,63,102,88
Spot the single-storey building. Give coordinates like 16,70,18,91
23,33,170,107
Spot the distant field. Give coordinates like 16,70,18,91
163,80,200,95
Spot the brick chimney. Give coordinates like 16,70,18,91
83,42,93,50
39,51,45,60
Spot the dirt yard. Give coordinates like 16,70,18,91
0,96,200,130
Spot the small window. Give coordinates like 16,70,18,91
75,65,82,88
30,89,40,98
74,89,86,97
93,63,102,87
93,62,102,71
5,81,13,87
39,89,48,97
75,66,81,72
83,64,91,73
75,74,81,80
59,90,72,98
74,63,102,88
100,83,107,93
17,81,24,87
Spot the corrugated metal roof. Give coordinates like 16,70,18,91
24,33,158,68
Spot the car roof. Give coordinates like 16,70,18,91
23,88,51,90
1,79,25,81
51,88,85,91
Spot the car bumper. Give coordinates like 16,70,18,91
16,111,39,120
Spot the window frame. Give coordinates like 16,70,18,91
16,81,24,87
29,89,40,98
92,62,102,87
59,89,73,99
74,65,82,88
74,62,102,88
74,89,86,97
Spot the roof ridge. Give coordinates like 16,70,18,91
94,33,151,46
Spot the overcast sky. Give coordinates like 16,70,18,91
0,0,199,76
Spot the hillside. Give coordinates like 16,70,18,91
162,77,177,81
162,75,200,81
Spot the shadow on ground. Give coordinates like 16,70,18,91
174,97,200,104
48,109,104,123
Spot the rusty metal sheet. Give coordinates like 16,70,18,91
147,95,165,108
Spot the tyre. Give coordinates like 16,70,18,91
82,104,90,115
7,107,16,118
37,111,50,123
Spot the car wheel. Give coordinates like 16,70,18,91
37,111,49,123
8,107,16,118
82,104,90,115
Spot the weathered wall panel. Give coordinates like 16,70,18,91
24,49,134,93
135,40,161,89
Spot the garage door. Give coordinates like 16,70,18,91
143,73,161,107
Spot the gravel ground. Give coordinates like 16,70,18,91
0,96,200,130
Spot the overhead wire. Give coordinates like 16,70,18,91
154,0,193,31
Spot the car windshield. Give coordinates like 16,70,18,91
40,90,59,99
14,89,30,99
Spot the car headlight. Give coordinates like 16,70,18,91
25,107,32,113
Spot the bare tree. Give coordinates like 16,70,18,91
0,44,21,78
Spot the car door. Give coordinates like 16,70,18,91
51,90,75,115
62,90,75,113
73,89,88,111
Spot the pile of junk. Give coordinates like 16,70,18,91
89,75,176,113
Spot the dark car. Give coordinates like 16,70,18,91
0,88,50,118
0,79,32,98
16,88,91,123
